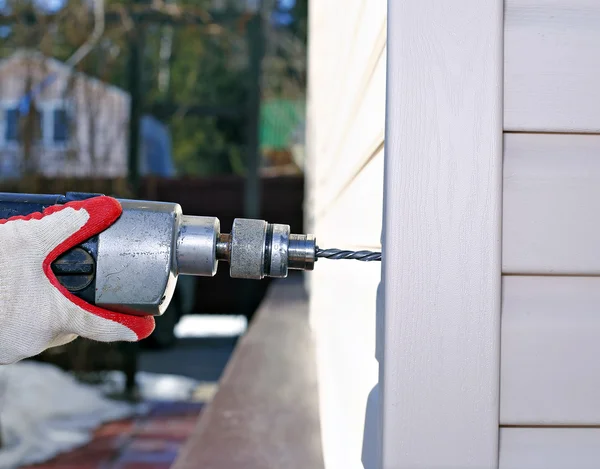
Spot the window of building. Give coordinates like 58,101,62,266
4,107,19,143
2,104,44,147
52,107,69,143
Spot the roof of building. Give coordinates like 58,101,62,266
0,50,130,99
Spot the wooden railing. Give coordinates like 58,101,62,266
171,275,324,469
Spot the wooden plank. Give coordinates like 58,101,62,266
382,0,503,467
501,276,600,425
333,0,386,120
171,277,324,469
503,133,600,275
307,0,364,197
311,0,367,151
316,3,387,173
314,149,383,249
307,1,386,229
500,428,600,469
314,47,386,213
311,17,386,203
504,0,600,132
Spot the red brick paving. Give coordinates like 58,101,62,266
21,401,204,469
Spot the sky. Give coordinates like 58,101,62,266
0,0,66,13
37,0,66,12
279,0,295,9
272,0,296,25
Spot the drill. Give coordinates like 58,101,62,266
0,192,380,317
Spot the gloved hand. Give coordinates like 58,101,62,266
0,196,155,364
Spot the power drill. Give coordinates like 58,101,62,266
0,192,380,317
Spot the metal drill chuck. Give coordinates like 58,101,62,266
176,217,316,280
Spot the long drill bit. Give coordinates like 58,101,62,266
316,247,382,262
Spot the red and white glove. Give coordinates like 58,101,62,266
0,196,155,364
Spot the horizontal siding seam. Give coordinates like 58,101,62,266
312,0,369,141
504,130,600,137
321,0,368,109
501,425,600,429
315,23,387,183
502,273,600,277
314,137,384,220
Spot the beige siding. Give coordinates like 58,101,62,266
501,276,600,425
504,0,600,132
306,1,385,468
503,133,600,275
500,428,600,469
501,0,600,464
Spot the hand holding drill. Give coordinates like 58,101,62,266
0,196,153,364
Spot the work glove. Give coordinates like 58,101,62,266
0,196,155,364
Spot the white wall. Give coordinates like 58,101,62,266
305,1,386,468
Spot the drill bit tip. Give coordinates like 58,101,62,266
315,247,381,262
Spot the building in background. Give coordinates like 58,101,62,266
0,51,129,178
0,51,174,180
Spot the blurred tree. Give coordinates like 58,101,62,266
144,22,247,175
0,0,307,177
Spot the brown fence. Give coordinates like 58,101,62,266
1,174,305,317
140,175,305,233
